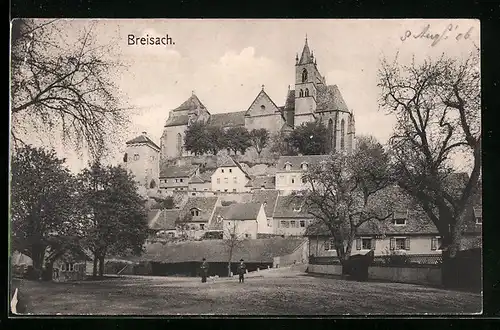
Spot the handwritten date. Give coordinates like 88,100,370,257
401,24,473,47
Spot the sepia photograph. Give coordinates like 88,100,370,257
9,18,481,315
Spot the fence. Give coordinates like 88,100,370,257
310,254,442,267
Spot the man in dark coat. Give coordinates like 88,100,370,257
237,259,246,283
200,258,209,283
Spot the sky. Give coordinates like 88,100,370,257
13,19,480,173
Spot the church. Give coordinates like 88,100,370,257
159,37,356,162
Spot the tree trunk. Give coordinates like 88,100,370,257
98,255,105,278
92,254,98,277
31,245,46,281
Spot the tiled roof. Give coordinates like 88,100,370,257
125,134,161,151
172,94,207,112
284,90,295,110
276,155,330,173
135,237,306,263
224,203,263,221
208,111,246,128
315,85,349,112
150,209,180,231
250,189,279,216
160,164,199,178
199,170,215,182
189,175,205,184
249,176,276,190
178,197,219,223
147,210,162,227
164,114,189,127
216,155,251,179
299,39,313,65
273,195,314,219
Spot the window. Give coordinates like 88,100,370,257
200,224,205,230
285,163,291,171
179,187,183,191
232,189,236,192
340,119,345,150
302,69,308,82
123,153,128,163
224,177,228,184
233,177,237,184
291,177,295,184
217,178,221,184
305,88,309,97
176,133,182,156
390,237,410,251
65,263,74,272
224,189,228,192
245,233,250,238
356,238,374,250
474,207,482,224
180,178,184,183
301,163,308,171
290,220,297,228
280,220,289,228
299,220,306,228
204,188,208,191
299,89,304,97
192,193,196,196
191,209,200,217
229,169,232,173
221,169,224,173
193,188,197,191
393,210,407,225
175,179,178,183
133,154,139,161
267,219,272,227
431,236,442,251
302,177,307,184
324,238,335,251
260,105,265,110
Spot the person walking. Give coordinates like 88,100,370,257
237,259,246,283
200,258,209,283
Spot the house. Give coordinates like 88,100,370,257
211,156,252,193
205,205,231,239
249,190,280,236
275,155,330,195
124,131,161,191
176,196,220,239
305,198,482,258
52,249,91,282
248,175,276,191
222,203,266,240
273,195,315,236
188,170,214,196
149,209,180,239
159,164,200,194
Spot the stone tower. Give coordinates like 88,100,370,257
124,131,161,191
293,36,326,127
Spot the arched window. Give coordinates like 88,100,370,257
305,88,309,97
340,119,345,151
149,179,156,189
302,69,308,83
299,89,304,97
327,119,334,153
190,208,200,217
123,153,128,163
176,133,182,156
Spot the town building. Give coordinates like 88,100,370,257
159,164,200,194
275,155,330,195
211,156,252,193
176,196,220,239
273,195,315,237
222,202,267,240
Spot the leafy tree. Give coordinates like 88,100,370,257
206,126,226,155
299,136,395,267
78,163,148,277
249,128,270,156
10,19,128,160
226,127,251,155
270,131,296,156
288,121,329,155
223,220,244,277
184,122,209,156
10,146,80,280
378,51,481,257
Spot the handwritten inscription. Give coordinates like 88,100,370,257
401,24,474,47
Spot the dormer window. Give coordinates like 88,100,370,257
300,162,308,171
284,162,292,171
217,216,223,223
133,154,139,161
393,210,408,225
474,207,482,224
190,208,200,217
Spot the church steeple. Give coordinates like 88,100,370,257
298,35,313,65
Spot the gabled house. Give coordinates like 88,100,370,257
273,195,315,236
159,164,200,194
211,156,252,193
188,170,214,196
249,190,280,236
149,209,181,239
275,155,330,195
248,175,276,191
176,196,220,239
222,203,267,240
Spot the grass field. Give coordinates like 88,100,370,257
11,272,482,315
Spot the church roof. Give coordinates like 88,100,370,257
284,90,295,110
173,94,207,112
208,111,246,128
299,38,313,65
316,85,349,112
126,133,161,151
164,114,189,127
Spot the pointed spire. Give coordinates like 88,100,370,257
299,36,313,65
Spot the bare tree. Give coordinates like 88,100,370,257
299,136,395,266
10,19,129,160
222,220,244,277
378,50,481,257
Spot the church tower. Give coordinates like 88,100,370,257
294,36,325,127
